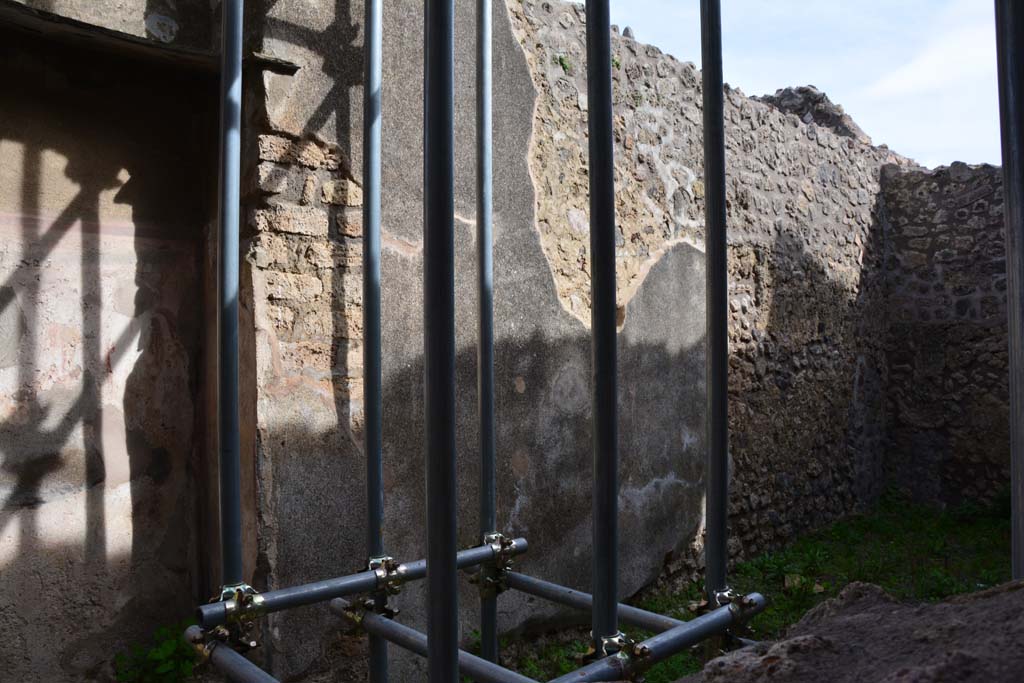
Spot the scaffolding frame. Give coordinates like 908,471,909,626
189,0,1024,681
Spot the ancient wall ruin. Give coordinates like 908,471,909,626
883,162,1009,506
245,2,709,677
509,1,908,564
0,23,218,682
0,1,1014,681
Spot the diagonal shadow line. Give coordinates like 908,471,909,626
262,16,332,45
0,316,143,537
299,82,345,137
0,191,90,316
246,16,360,136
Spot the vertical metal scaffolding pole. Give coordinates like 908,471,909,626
476,0,499,666
701,0,729,603
217,0,245,588
424,0,459,680
363,0,388,677
996,0,1024,581
584,0,620,649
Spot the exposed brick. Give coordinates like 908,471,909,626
322,179,363,207
252,206,329,236
256,162,290,194
256,134,328,169
300,174,318,206
290,306,333,340
336,209,362,237
262,271,323,300
304,241,333,269
257,134,293,163
291,139,327,168
264,304,296,333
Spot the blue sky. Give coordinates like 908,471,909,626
609,0,1001,169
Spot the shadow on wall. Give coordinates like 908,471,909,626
0,28,217,680
882,163,1010,506
239,0,365,677
726,206,889,557
252,235,709,681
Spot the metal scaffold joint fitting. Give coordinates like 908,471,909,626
597,631,634,658
712,587,741,609
208,582,264,650
185,625,216,663
369,555,406,597
471,532,517,598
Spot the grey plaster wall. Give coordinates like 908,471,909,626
244,1,706,678
0,27,218,682
10,0,216,49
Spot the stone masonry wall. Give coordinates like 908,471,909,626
882,162,1009,506
1,1,1015,681
246,1,706,678
509,0,910,563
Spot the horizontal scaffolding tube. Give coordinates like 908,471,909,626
401,537,527,580
546,594,766,683
331,600,539,683
504,572,685,634
197,570,378,628
184,627,280,683
196,539,528,628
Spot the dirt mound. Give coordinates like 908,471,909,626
680,581,1024,682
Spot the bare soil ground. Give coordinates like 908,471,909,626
678,580,1024,683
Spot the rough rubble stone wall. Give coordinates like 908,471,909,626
882,163,1009,506
509,0,909,563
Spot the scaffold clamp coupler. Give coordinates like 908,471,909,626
369,555,406,596
209,583,262,650
476,532,515,598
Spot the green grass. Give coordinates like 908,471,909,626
503,493,1012,681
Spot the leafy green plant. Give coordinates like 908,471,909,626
114,622,198,683
553,54,572,74
612,55,621,69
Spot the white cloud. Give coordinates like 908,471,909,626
610,0,1001,167
864,20,994,99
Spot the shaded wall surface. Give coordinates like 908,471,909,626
245,1,706,678
508,0,907,563
243,1,920,679
0,27,218,682
9,0,216,49
0,0,1015,681
883,163,1009,505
